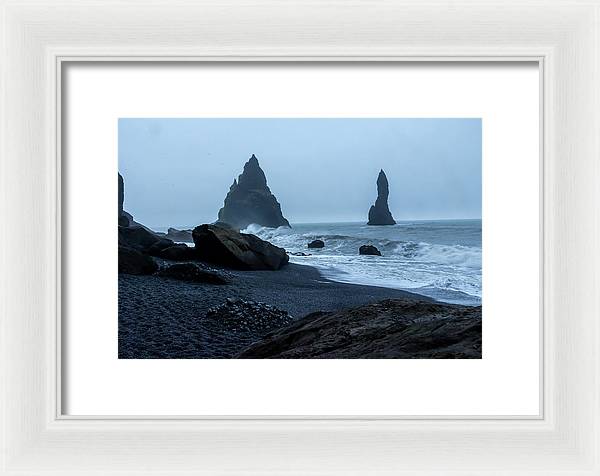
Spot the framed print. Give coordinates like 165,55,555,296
1,1,599,475
62,61,539,417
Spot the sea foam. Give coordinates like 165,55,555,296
242,220,482,305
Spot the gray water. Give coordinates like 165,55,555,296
242,220,482,305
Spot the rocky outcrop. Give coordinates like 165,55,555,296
238,299,482,359
359,244,381,256
217,154,290,230
367,170,396,226
118,173,130,226
192,224,289,270
157,263,230,284
118,247,158,275
160,228,193,242
119,225,174,254
153,244,199,261
118,222,178,274
308,239,325,249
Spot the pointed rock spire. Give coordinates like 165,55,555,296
367,169,396,226
217,154,291,230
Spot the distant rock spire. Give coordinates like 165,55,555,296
217,154,291,230
367,169,396,226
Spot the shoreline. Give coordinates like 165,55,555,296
119,262,445,359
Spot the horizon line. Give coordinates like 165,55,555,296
146,217,482,231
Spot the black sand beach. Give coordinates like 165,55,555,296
118,262,436,358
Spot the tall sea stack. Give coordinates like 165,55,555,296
217,154,291,230
367,169,396,226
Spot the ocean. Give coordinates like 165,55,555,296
242,220,482,306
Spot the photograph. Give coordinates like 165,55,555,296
118,118,482,359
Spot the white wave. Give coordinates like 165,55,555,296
241,221,482,305
401,242,482,268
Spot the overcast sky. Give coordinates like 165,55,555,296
119,118,481,229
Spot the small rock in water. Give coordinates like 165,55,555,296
308,239,325,249
359,244,382,256
290,251,312,256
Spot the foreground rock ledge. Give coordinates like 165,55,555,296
238,298,481,359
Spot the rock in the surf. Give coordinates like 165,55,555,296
308,239,325,249
359,244,382,256
192,223,289,270
367,169,396,226
217,154,290,230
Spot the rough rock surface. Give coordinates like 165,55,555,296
359,244,382,256
192,224,289,270
119,225,175,254
206,298,293,336
157,263,230,284
118,173,130,226
217,154,290,230
161,227,194,242
308,239,325,249
118,218,179,274
153,244,199,261
238,299,482,359
118,246,158,275
367,169,396,226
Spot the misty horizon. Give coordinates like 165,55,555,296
119,118,482,229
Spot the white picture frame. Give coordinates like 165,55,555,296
1,1,598,474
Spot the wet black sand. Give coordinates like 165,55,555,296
118,263,431,358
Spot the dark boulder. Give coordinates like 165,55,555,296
308,239,325,249
359,244,381,256
154,244,200,261
217,154,290,230
367,169,396,226
157,263,230,284
165,227,194,242
238,299,482,359
118,246,158,275
192,224,289,270
145,239,180,256
118,215,130,227
119,225,175,253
